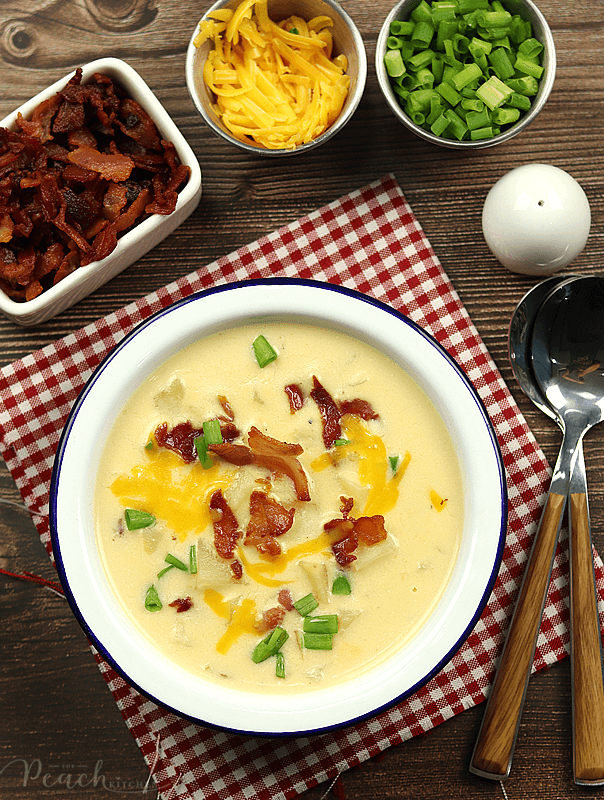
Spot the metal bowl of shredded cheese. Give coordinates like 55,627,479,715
185,0,367,154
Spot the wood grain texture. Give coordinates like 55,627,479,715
470,492,565,780
1,0,604,798
570,492,604,786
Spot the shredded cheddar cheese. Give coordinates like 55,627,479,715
110,448,234,542
430,489,448,512
193,0,350,150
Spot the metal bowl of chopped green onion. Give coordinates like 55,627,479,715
376,0,556,149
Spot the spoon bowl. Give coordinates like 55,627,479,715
508,275,579,420
532,277,604,431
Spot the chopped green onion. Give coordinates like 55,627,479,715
125,508,156,530
275,651,286,678
458,0,488,12
251,626,289,663
507,91,531,110
303,615,339,635
491,106,520,125
477,9,511,27
430,113,450,136
514,54,543,79
518,37,543,59
389,455,400,473
385,49,405,78
443,108,468,140
157,564,175,579
303,632,333,650
390,19,414,36
334,438,352,447
145,440,154,451
194,433,213,470
432,1,456,23
436,19,457,51
145,584,162,612
384,0,543,142
466,107,491,130
411,20,434,47
252,335,278,368
189,544,198,574
332,574,352,595
451,61,482,90
408,48,436,70
475,75,513,109
506,75,538,95
470,126,495,140
202,419,223,445
411,1,432,24
293,592,319,616
436,82,461,107
165,553,188,572
487,46,515,80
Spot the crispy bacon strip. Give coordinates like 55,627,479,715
285,383,304,413
169,596,193,613
118,98,161,151
248,427,310,501
209,489,242,559
218,394,234,421
310,376,341,449
210,427,311,501
339,398,379,420
325,517,357,566
209,441,254,466
154,421,203,464
67,145,134,182
103,182,128,221
15,96,61,143
245,490,295,556
325,512,388,567
255,606,286,633
278,589,294,610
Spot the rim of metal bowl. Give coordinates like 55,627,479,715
375,0,556,150
185,0,367,156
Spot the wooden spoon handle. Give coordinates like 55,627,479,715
570,489,604,785
470,491,565,780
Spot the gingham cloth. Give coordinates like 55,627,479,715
1,174,601,800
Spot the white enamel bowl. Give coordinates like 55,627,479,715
0,58,202,326
50,279,506,736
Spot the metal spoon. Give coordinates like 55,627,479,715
507,274,604,785
470,275,579,781
531,275,604,785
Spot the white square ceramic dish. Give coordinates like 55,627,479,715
0,57,202,326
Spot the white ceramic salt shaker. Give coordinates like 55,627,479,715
482,163,591,276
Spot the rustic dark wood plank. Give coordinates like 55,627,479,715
1,0,603,797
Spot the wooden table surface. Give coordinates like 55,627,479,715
1,0,603,797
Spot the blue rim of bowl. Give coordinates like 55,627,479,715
49,277,507,737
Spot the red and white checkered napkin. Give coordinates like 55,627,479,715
1,173,603,799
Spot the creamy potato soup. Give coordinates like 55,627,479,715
95,322,463,692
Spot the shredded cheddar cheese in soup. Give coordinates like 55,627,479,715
193,0,350,149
